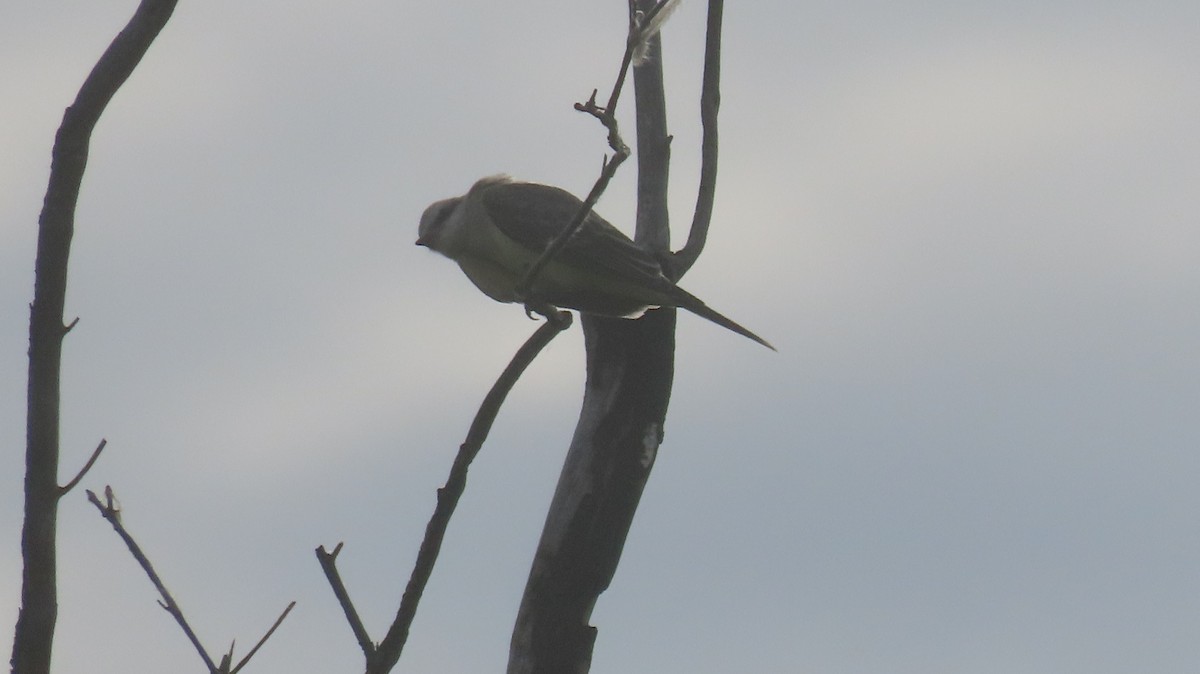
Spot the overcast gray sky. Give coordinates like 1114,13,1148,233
3,1,1199,672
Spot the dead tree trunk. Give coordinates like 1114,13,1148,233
507,3,685,670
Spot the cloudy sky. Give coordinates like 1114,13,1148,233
3,1,1199,672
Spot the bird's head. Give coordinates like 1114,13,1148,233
416,197,462,254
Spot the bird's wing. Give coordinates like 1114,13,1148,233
479,181,669,285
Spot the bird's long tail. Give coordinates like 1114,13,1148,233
674,288,776,351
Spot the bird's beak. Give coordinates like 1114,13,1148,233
415,235,429,247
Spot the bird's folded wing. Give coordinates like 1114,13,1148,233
480,181,669,286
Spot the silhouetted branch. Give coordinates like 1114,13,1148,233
14,1,178,671
87,487,218,672
315,542,375,660
230,601,297,674
88,487,293,673
515,0,681,305
321,315,572,673
58,438,108,496
672,0,724,277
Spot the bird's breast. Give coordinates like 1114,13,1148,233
456,254,523,304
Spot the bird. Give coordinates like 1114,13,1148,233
416,175,774,350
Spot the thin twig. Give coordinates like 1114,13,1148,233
369,315,571,673
515,1,684,302
514,151,628,308
315,542,376,660
89,487,294,673
87,486,217,672
59,437,107,495
230,601,297,674
514,108,629,304
514,1,676,304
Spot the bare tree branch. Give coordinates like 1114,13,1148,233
321,315,572,673
514,98,629,309
229,601,297,674
87,487,218,672
513,1,683,308
632,7,672,251
87,488,292,674
315,542,375,661
14,2,178,672
58,438,108,496
671,0,724,278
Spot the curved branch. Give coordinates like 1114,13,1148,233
377,315,570,671
59,438,108,495
15,2,178,671
671,0,724,278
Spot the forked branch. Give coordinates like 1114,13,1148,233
88,487,293,673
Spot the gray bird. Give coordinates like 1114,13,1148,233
417,175,774,350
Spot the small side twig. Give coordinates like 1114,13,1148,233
514,93,629,304
88,487,293,673
230,601,297,674
315,542,376,661
59,437,107,495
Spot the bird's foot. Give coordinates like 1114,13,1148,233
523,301,571,329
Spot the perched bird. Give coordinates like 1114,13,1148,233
417,175,774,350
